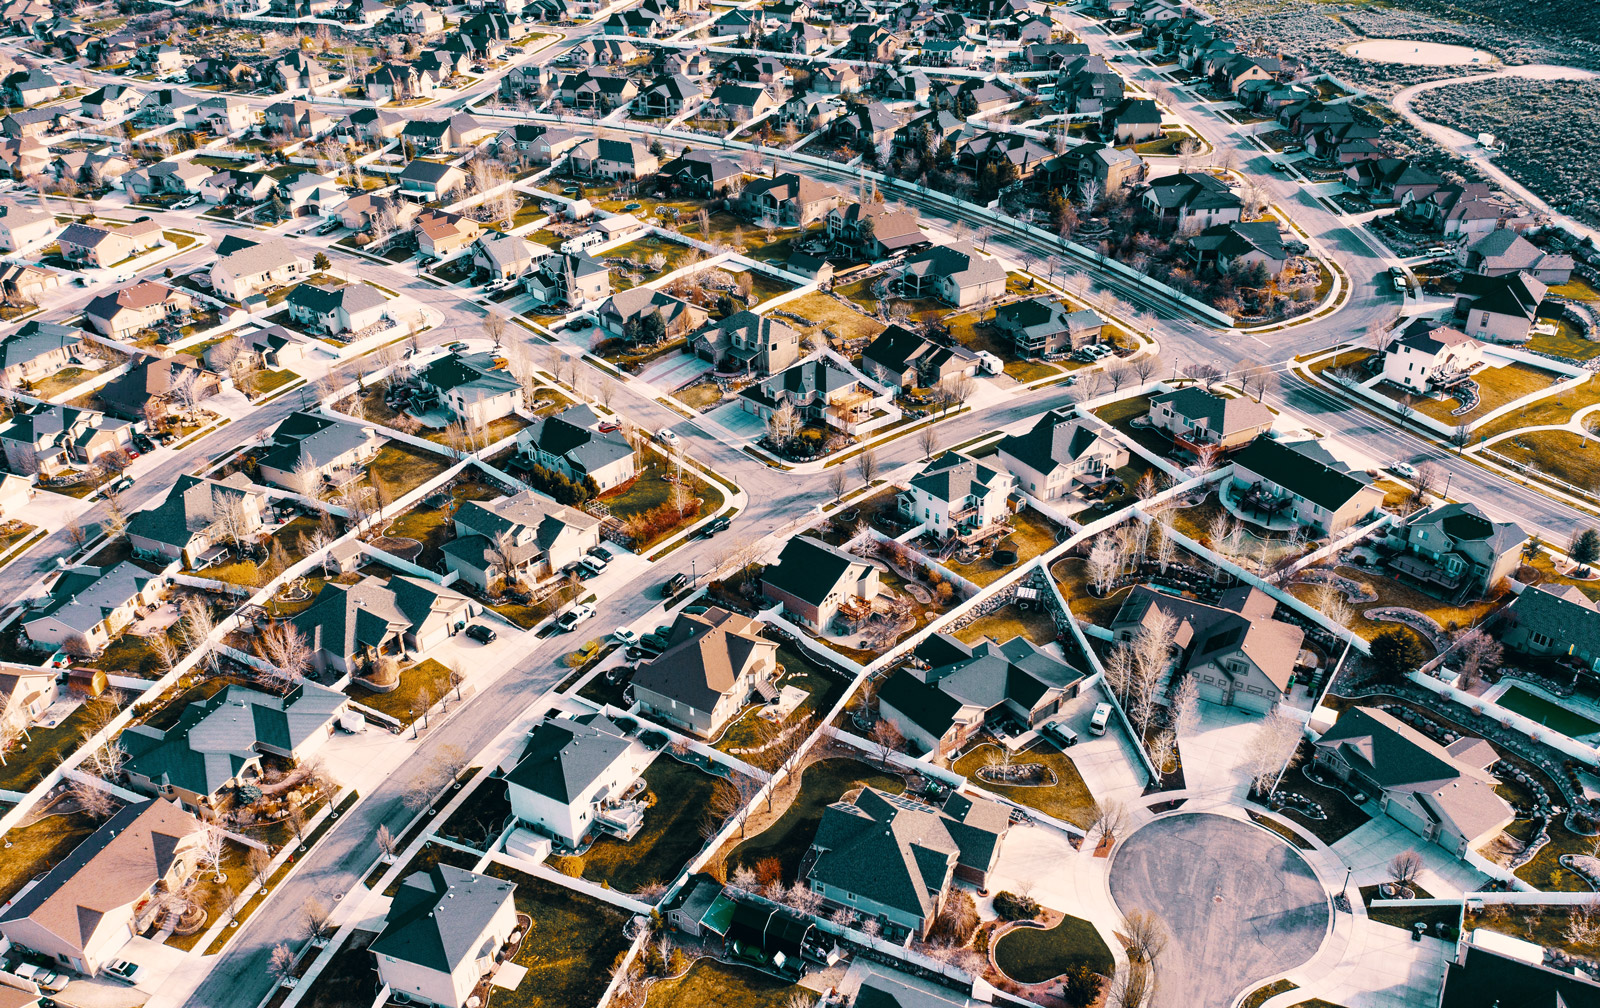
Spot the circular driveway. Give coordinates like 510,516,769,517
1108,813,1329,1008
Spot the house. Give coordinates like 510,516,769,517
0,800,203,978
630,607,778,738
656,150,744,197
804,787,1009,942
373,867,519,1008
1440,932,1600,1008
829,102,902,153
56,219,164,268
1187,221,1287,275
3,68,60,107
705,82,776,123
396,1,445,34
0,403,132,477
122,160,211,199
990,298,1104,358
1306,122,1382,166
630,74,699,117
1312,706,1514,856
413,209,483,259
879,633,1084,758
397,160,468,202
0,262,63,307
1147,386,1275,451
815,65,863,95
0,107,58,140
595,287,708,344
198,168,275,206
859,325,979,393
293,575,478,676
1227,436,1384,537
126,473,264,568
0,320,81,387
1344,158,1442,207
1458,230,1573,284
515,405,636,492
1044,142,1147,197
955,133,1053,179
739,356,895,436
761,536,879,632
284,282,389,336
98,354,218,421
471,231,547,281
1059,68,1130,120
690,310,801,377
998,408,1129,500
491,123,583,166
83,281,194,342
441,490,602,591
1402,182,1524,238
898,242,1007,308
401,114,495,155
825,201,926,260
122,683,346,809
1501,584,1600,673
566,137,659,180
1379,319,1484,392
557,69,638,110
278,172,347,219
365,63,435,104
897,451,1017,539
520,251,611,309
505,712,652,846
847,23,903,61
209,239,313,300
186,95,257,135
256,411,384,493
339,192,420,235
0,200,53,253
1453,271,1548,344
736,173,842,228
21,562,161,653
1384,501,1527,600
202,325,315,372
0,662,55,726
273,50,335,94
1110,585,1305,713
77,85,144,121
413,352,521,430
1141,172,1243,231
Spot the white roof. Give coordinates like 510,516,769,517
1469,927,1543,964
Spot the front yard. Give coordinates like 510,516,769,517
991,913,1115,984
568,756,721,894
1492,429,1600,494
346,658,455,725
598,451,726,552
1372,360,1565,424
375,479,507,570
952,741,1097,828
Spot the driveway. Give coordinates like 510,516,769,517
636,350,711,390
1109,813,1330,1008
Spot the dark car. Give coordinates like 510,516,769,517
662,572,690,596
132,434,154,452
316,219,342,235
699,515,731,538
465,624,496,644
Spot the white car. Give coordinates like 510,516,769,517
173,196,199,210
1389,461,1418,479
612,627,638,646
556,603,596,632
657,427,679,446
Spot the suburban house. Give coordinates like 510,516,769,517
898,242,1007,308
1110,585,1306,714
1312,706,1514,857
341,192,422,233
284,282,390,336
441,490,603,591
897,451,1017,540
1227,436,1384,537
1044,142,1147,196
825,201,926,260
203,325,315,372
520,251,612,309
998,409,1129,500
1453,272,1548,344
0,403,132,477
760,536,880,633
878,634,1084,759
1146,387,1275,452
1458,230,1573,283
656,149,745,197
1501,584,1600,674
209,239,313,301
126,473,265,568
22,562,163,654
471,231,547,281
1187,221,1288,275
565,137,659,180
1379,320,1484,393
372,866,519,1008
122,683,348,810
0,262,64,306
514,404,636,492
1344,158,1442,206
1141,172,1243,231
595,287,708,343
56,219,164,268
413,209,483,259
1101,98,1164,144
990,297,1104,357
1384,501,1527,601
690,311,801,378
804,787,1009,943
83,281,194,342
735,173,842,227
98,353,219,421
0,320,82,387
505,711,653,847
0,800,203,977
0,199,54,252
412,352,521,429
859,325,980,393
79,84,144,120
397,160,468,202
256,411,385,493
739,356,896,437
630,607,779,739
0,663,56,728
293,575,478,676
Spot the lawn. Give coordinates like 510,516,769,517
1467,905,1600,957
1382,361,1564,424
1053,556,1134,629
347,658,455,724
992,914,1115,983
364,441,453,495
714,645,847,756
1474,373,1600,440
1307,348,1374,378
727,757,903,883
165,838,259,950
1285,566,1500,642
1517,811,1600,891
0,696,125,792
377,479,505,570
1091,394,1171,459
298,931,379,1008
438,776,512,850
599,450,726,551
0,810,98,905
1241,980,1300,1008
1265,756,1373,845
574,756,720,894
947,508,1062,587
481,864,633,1008
28,367,97,401
954,603,1062,649
1359,886,1458,937
645,958,803,1007
1493,429,1600,494
1529,316,1600,362
780,291,885,343
1520,551,1600,602
952,741,1097,828
604,233,698,277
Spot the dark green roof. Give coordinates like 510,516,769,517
761,536,859,607
1230,436,1371,512
372,864,515,972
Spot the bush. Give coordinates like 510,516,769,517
1371,627,1428,681
993,891,1041,921
928,890,977,946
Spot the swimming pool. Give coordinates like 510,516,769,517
1495,684,1600,739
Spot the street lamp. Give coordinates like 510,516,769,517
409,708,416,739
691,558,698,587
1339,865,1352,902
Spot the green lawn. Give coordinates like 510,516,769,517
604,233,698,276
365,442,452,495
481,864,632,1008
952,741,1097,828
992,914,1115,983
575,757,721,894
1091,394,1171,458
599,451,726,551
346,658,455,724
727,758,903,883
1471,373,1600,440
1374,361,1563,424
0,811,98,904
644,958,802,1008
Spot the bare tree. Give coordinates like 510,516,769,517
1172,674,1200,736
1413,461,1447,502
248,847,273,892
180,595,219,672
1088,799,1127,845
1388,848,1423,892
1243,710,1303,796
869,719,904,765
267,942,297,985
376,824,397,861
828,466,847,502
918,425,939,460
1147,729,1177,778
301,893,334,941
257,622,312,689
1122,908,1169,965
1128,604,1178,738
197,824,229,881
1455,629,1504,688
483,311,506,349
68,776,118,820
703,774,760,840
855,449,878,486
1086,535,1123,595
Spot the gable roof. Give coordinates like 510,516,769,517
1149,386,1273,436
997,408,1118,476
373,865,515,972
909,451,1011,505
881,634,1083,737
630,607,774,713
1112,585,1303,691
505,711,636,802
761,536,868,607
1230,435,1374,513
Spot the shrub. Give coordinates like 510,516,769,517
928,890,977,946
993,891,1041,921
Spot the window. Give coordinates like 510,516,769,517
1531,631,1552,648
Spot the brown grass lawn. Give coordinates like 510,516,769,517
947,508,1062,587
1475,373,1600,440
1529,316,1600,362
1521,552,1600,602
604,233,697,277
1494,429,1600,493
952,741,1097,827
1379,361,1565,424
378,479,504,569
481,864,632,1008
781,291,885,343
1307,347,1374,379
1549,277,1600,302
1053,556,1133,628
645,959,801,1008
29,367,97,400
954,603,1062,647
946,312,1061,383
347,658,455,724
1285,565,1501,642
0,811,98,905
364,442,452,495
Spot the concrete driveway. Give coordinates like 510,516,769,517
1109,813,1330,1008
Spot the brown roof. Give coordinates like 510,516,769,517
114,279,177,309
630,607,775,712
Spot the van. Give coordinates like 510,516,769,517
1089,703,1113,735
1041,720,1079,748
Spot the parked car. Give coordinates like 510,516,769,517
448,341,470,352
106,959,146,985
1271,161,1289,172
133,434,154,452
657,427,679,445
597,419,621,433
555,604,595,632
662,571,690,596
1388,461,1417,479
464,624,497,644
638,631,671,653
586,546,612,569
1040,720,1079,748
699,515,731,538
316,218,342,235
14,964,68,992
1089,703,1113,735
173,195,199,209
612,627,638,646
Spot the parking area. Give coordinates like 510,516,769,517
635,350,712,389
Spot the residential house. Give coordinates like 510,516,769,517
515,404,637,492
373,867,519,1008
284,282,389,336
201,325,315,372
0,403,130,477
1057,57,1124,114
261,100,332,140
930,79,1011,115
955,133,1053,179
691,310,801,377
471,231,547,281
1458,230,1573,284
396,1,445,34
1312,706,1514,856
1439,931,1600,1008
0,107,59,140
1453,271,1548,344
256,411,384,493
365,63,435,104
656,149,744,196
132,43,185,75
340,192,422,233
761,536,880,632
442,490,602,591
0,662,55,726
56,219,164,268
521,251,611,308
121,160,211,199
209,239,313,300
133,89,196,126
1142,172,1243,230
292,575,478,676
739,356,895,436
0,137,49,179
998,408,1128,499
566,137,658,180
0,800,203,977
1042,142,1147,197
1402,182,1524,238
273,50,335,94
825,200,926,259
705,82,776,122
1110,585,1305,713
0,262,62,306
0,320,81,387
3,68,60,107
631,607,779,738
397,160,468,202
21,562,161,653
1384,501,1527,600
1147,386,1274,451
1227,435,1384,536
98,354,218,421
197,168,275,206
0,199,55,255
504,712,652,846
736,172,842,227
898,242,1007,308
804,787,1009,942
413,352,521,429
897,451,1017,539
595,287,708,344
414,209,483,259
1501,583,1600,675
558,69,638,110
860,325,980,393
990,297,1104,357
879,633,1084,758
401,114,494,155
830,102,901,153
122,683,348,810
277,171,347,219
1344,158,1443,207
1379,319,1485,392
491,123,583,166
815,65,863,95
631,74,700,117
186,95,256,135
847,23,903,60
83,281,194,342
1306,121,1382,166
1187,221,1288,275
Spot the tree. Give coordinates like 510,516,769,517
1088,800,1127,845
1389,848,1423,892
917,425,939,461
313,251,331,271
484,311,506,349
376,824,397,860
767,400,800,446
704,774,760,839
1172,674,1200,737
301,893,334,941
1061,964,1104,1008
1121,909,1169,964
268,942,297,985
257,622,312,690
1243,710,1303,797
1108,959,1153,1008
1412,461,1445,501
68,775,118,820
1371,627,1428,681
1086,535,1122,595
869,719,904,765
1128,603,1178,738
1572,529,1600,576
828,466,847,502
180,595,219,673
855,449,878,486
248,847,273,891
197,823,229,881
1147,729,1177,777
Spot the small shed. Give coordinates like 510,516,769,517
67,667,107,696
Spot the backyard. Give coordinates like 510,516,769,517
1372,360,1564,424
570,756,721,895
951,741,1097,828
953,604,1064,650
0,695,126,792
644,958,803,1008
712,645,849,757
599,451,726,552
0,809,98,904
481,864,633,1008
726,756,903,883
1285,566,1503,644
363,442,454,496
1052,556,1135,629
373,479,506,570
1473,372,1600,440
780,290,886,344
991,914,1115,984
1091,393,1171,459
945,509,1063,589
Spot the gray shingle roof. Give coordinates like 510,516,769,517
372,865,516,972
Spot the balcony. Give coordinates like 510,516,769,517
595,797,647,840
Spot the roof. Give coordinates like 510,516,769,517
998,408,1119,476
520,405,632,477
909,451,1010,505
630,607,774,713
0,319,80,371
258,410,376,474
1441,942,1600,1008
28,561,156,635
372,865,515,972
900,241,1005,289
1149,386,1273,436
291,575,470,660
881,633,1083,738
1111,585,1303,691
420,351,520,399
1508,584,1600,660
1391,317,1477,355
761,536,868,608
126,472,256,549
505,711,637,802
1456,271,1547,321
1231,435,1374,513
1144,171,1242,211
285,281,388,317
